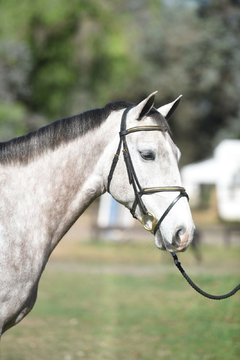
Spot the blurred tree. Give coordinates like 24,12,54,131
0,40,31,139
0,0,239,168
196,0,240,147
123,0,240,164
0,0,137,139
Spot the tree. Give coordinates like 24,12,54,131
0,0,137,139
123,0,240,164
1,0,239,168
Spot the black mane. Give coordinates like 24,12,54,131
0,101,132,165
0,100,169,165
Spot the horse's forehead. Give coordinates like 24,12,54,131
123,110,176,153
129,111,165,125
132,125,173,147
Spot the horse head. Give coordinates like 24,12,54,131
106,92,195,252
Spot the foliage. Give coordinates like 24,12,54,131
124,0,240,163
0,0,136,134
0,0,240,164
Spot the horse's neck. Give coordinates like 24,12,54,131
0,113,119,256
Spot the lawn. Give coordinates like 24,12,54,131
0,240,239,360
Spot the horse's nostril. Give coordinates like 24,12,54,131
173,228,187,248
178,228,187,239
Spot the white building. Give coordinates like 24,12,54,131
181,140,240,221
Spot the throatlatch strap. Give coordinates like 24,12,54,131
107,107,133,193
107,140,122,193
123,148,134,185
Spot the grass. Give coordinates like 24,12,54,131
0,239,240,360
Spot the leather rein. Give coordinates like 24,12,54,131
107,107,189,234
107,106,240,300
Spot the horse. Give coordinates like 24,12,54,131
0,91,195,336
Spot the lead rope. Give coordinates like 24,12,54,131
171,252,240,300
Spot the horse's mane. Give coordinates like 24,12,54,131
0,101,133,165
0,100,169,165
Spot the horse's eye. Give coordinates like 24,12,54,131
139,150,156,161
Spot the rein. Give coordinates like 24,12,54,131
107,107,188,233
171,252,240,300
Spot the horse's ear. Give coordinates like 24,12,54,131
131,91,158,120
158,95,182,121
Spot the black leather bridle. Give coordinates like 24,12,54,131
107,106,240,300
107,107,189,235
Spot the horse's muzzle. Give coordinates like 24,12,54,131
155,226,193,252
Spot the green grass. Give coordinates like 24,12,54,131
1,241,240,360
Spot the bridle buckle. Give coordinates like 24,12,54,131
142,211,157,232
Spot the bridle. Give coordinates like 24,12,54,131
107,107,189,235
107,106,240,301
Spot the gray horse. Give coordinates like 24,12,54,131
0,92,195,336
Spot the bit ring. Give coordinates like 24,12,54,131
142,211,157,232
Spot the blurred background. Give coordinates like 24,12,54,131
1,0,240,164
0,1,240,359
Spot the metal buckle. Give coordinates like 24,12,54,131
141,211,157,232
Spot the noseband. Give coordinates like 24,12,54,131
107,107,189,234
